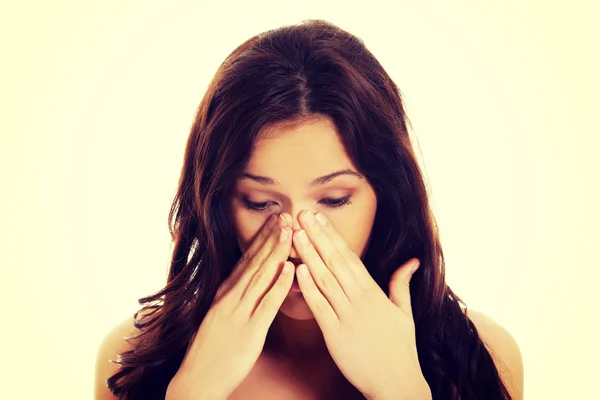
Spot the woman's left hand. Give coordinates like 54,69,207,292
292,211,432,400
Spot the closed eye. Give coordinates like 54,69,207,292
243,196,352,213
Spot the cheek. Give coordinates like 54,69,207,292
231,205,266,252
235,224,255,253
329,190,377,256
329,211,374,254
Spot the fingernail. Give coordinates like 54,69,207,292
296,230,309,245
303,211,316,226
280,228,289,242
279,214,287,227
298,264,309,278
315,213,327,226
283,262,293,273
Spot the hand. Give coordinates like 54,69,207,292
291,211,432,400
166,214,295,400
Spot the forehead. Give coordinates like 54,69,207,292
246,117,355,175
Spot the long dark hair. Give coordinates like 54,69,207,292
107,19,511,400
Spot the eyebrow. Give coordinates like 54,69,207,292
240,169,363,186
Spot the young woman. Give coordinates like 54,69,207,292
95,19,524,400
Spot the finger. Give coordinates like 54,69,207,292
296,264,339,331
218,215,288,306
298,211,369,295
389,258,419,318
228,214,283,282
227,225,291,305
237,226,293,315
313,212,374,283
249,261,295,331
292,229,350,314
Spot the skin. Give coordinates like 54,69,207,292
93,114,524,400
229,115,377,394
231,117,376,329
94,308,524,399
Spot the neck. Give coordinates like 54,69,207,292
263,312,362,398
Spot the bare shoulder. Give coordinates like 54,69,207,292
94,313,145,400
464,308,524,400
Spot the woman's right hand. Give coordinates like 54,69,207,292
166,213,295,400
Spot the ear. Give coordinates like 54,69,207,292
388,258,420,309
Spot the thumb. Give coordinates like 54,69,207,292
388,258,420,308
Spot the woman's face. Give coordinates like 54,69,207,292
230,116,378,320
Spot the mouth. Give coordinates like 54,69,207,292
287,258,303,292
287,258,302,267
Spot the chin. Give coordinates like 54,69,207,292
278,293,316,320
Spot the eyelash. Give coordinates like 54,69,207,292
243,196,353,213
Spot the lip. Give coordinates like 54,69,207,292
286,258,303,292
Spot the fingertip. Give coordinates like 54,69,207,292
410,259,421,275
279,227,290,242
297,264,309,279
283,261,294,273
280,213,293,226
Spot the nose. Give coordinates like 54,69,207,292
281,210,310,259
290,211,302,231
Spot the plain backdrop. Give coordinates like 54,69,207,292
1,0,598,398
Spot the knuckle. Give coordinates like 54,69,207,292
248,251,266,271
319,274,337,293
350,284,368,303
314,299,329,315
331,250,347,265
240,250,253,264
330,249,349,263
248,267,265,287
243,324,259,342
259,295,275,311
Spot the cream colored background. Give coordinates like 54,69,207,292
2,0,598,398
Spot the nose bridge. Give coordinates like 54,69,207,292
290,209,303,231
